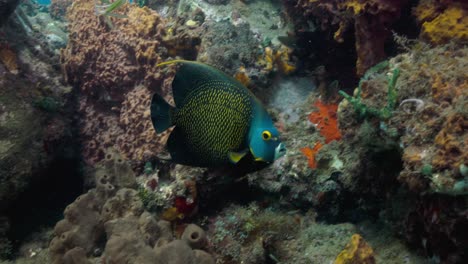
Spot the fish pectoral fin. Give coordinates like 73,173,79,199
249,147,265,162
228,150,249,164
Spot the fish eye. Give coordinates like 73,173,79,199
262,131,272,141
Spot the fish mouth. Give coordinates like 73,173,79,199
274,143,286,160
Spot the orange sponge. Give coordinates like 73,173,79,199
308,100,342,143
334,234,376,264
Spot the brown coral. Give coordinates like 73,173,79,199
61,0,167,103
432,113,468,172
393,45,468,193
117,85,170,163
0,46,18,74
60,0,196,166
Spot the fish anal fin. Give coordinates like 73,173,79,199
167,127,194,165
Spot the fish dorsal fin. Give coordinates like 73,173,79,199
157,60,245,108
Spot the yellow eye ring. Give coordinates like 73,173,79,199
262,131,272,141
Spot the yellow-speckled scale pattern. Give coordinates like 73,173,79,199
174,80,253,165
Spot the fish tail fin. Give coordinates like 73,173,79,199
151,93,175,133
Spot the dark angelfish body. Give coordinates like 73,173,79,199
151,60,285,167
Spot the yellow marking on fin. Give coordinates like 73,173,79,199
156,59,207,68
250,147,265,162
229,150,248,164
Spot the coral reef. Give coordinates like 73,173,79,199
49,149,214,263
0,45,18,74
49,0,74,20
207,203,301,263
0,1,77,258
295,0,409,75
2,0,467,263
405,195,468,263
0,81,47,211
246,91,348,217
206,204,421,264
61,0,199,166
337,42,468,262
174,0,295,90
257,45,296,75
392,44,467,194
414,0,468,45
234,66,251,87
308,100,342,143
337,43,467,195
0,0,20,26
339,61,400,120
61,0,167,103
300,142,323,169
197,19,260,76
27,10,68,52
0,0,72,211
117,86,171,163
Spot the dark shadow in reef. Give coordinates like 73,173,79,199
316,143,404,224
196,153,272,216
4,97,84,259
405,194,468,264
385,0,421,58
292,28,359,91
5,154,83,255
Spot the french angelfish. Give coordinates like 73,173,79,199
150,60,286,167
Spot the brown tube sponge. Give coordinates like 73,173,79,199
181,224,207,250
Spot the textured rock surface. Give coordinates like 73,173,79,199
337,43,468,262
292,0,409,76
0,6,74,259
60,0,188,167
49,149,214,263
